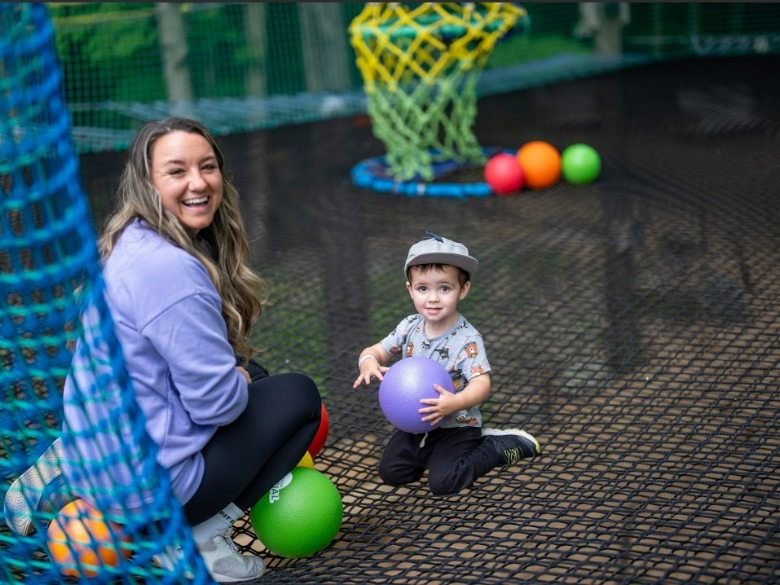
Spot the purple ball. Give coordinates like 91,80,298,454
378,356,455,434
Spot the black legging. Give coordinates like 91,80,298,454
183,372,321,525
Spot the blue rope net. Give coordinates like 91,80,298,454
0,4,212,582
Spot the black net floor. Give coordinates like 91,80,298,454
79,56,780,584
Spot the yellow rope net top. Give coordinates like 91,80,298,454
349,2,528,94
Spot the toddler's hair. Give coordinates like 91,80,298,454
407,263,470,287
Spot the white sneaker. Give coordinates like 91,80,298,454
199,532,265,583
4,437,70,536
152,544,195,580
154,532,265,583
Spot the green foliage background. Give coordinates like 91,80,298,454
45,2,780,153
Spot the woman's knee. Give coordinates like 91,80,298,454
276,372,320,403
238,374,320,438
288,373,321,419
249,373,320,412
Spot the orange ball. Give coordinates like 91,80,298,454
47,500,132,578
517,141,561,189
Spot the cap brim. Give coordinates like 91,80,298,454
405,252,478,277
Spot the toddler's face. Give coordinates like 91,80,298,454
406,265,470,330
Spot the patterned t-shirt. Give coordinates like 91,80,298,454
380,313,491,429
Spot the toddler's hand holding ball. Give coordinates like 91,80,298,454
419,382,460,427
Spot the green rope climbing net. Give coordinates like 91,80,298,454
349,3,527,182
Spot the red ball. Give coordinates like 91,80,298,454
484,153,524,195
308,403,329,458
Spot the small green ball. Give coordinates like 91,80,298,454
561,144,601,185
250,467,342,559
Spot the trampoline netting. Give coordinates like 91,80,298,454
2,3,780,585
213,54,780,584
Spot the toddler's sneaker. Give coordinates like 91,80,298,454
154,532,265,583
4,437,70,536
481,428,541,465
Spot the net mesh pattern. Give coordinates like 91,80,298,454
205,55,775,584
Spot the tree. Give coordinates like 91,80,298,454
244,2,267,97
155,3,192,106
298,3,351,93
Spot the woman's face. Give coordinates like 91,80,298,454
150,130,223,236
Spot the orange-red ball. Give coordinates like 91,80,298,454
484,153,524,195
308,403,329,458
517,141,561,190
47,500,132,578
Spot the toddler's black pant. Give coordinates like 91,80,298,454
378,426,499,495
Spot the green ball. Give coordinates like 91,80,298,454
561,144,601,185
250,467,343,558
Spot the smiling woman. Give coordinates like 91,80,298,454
9,117,325,583
99,118,264,362
70,118,324,582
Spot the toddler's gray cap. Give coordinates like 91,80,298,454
404,232,478,279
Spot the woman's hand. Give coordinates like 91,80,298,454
236,366,252,384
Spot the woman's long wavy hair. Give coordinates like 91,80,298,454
99,117,268,359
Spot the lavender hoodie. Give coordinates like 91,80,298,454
62,219,248,513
